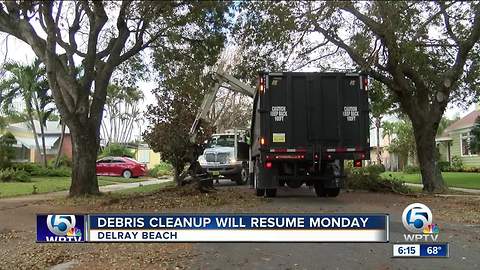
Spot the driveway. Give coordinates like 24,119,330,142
190,183,480,270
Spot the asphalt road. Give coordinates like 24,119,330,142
190,181,480,270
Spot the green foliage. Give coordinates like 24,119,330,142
147,162,173,178
450,155,464,171
47,155,71,168
437,161,451,172
0,168,31,182
234,1,480,192
470,116,480,153
100,144,134,158
384,120,416,164
346,168,411,194
0,59,53,167
144,2,229,183
12,163,71,177
403,165,420,174
366,164,386,174
369,80,397,119
0,132,17,168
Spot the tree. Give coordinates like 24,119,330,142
100,143,133,158
385,119,417,168
235,1,480,192
0,59,51,167
144,90,214,186
0,1,230,195
369,80,396,165
143,1,230,186
470,116,480,153
101,84,144,144
0,131,16,168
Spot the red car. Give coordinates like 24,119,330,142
96,157,146,178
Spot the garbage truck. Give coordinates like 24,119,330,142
250,72,370,197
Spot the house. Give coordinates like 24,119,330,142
436,110,480,167
368,128,403,171
134,143,161,169
6,120,72,163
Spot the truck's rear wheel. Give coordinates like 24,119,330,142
265,188,277,198
325,188,340,197
315,183,340,197
256,188,265,196
314,183,327,197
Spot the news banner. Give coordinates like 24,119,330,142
36,203,449,258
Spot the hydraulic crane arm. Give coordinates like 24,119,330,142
189,71,255,142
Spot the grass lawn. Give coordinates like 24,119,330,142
0,176,153,198
382,171,480,190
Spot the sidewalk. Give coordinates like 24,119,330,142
405,183,480,194
0,178,172,205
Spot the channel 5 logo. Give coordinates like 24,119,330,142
402,203,439,241
37,214,85,242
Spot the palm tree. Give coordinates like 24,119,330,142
0,59,52,167
54,117,66,168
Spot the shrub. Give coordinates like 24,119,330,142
12,163,42,174
437,161,450,172
366,164,386,174
403,165,420,174
100,143,134,158
12,163,71,177
0,132,17,169
450,156,464,171
47,155,72,167
345,169,411,194
0,168,31,182
147,162,173,178
32,166,71,177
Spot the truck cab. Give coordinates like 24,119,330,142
198,131,249,185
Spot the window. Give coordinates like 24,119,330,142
97,158,111,164
207,135,235,148
111,158,126,163
461,132,477,156
138,150,150,163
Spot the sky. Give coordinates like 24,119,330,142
0,30,476,143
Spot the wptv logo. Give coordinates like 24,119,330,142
402,203,439,242
37,214,85,242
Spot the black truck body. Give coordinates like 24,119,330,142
250,72,370,197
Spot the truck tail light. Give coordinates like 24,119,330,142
354,160,362,167
260,137,266,145
264,162,273,169
362,77,368,91
259,76,265,93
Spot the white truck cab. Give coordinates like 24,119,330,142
198,131,249,185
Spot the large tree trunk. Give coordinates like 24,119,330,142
69,128,100,196
412,121,446,193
